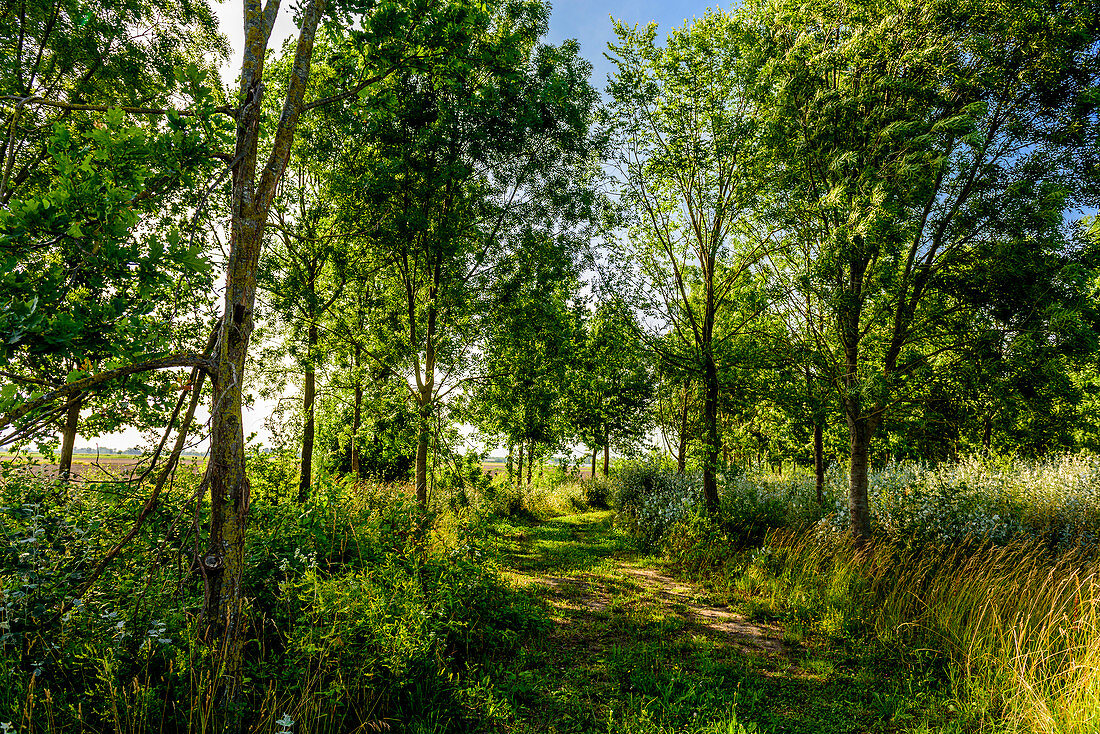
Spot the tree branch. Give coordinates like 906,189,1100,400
0,353,215,434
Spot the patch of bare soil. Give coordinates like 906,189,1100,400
619,566,792,659
535,563,795,663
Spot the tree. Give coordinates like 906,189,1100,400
471,262,579,487
0,0,484,714
260,166,347,503
606,11,771,512
0,0,224,206
652,363,699,473
0,0,224,476
330,0,603,510
195,2,482,699
0,114,217,473
566,300,654,477
753,0,1100,542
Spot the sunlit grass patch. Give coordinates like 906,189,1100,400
701,527,1100,733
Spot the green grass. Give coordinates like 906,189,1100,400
486,512,972,733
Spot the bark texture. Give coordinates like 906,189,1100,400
813,422,824,505
296,323,318,503
58,395,82,481
701,350,720,514
198,0,327,710
350,345,362,477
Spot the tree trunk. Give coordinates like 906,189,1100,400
350,344,362,477
701,352,720,514
846,409,875,546
415,397,431,509
58,394,82,481
813,422,824,505
200,222,260,696
507,442,514,485
591,447,597,481
527,441,533,486
602,440,610,478
676,378,690,473
198,0,327,711
297,324,318,503
981,412,993,458
516,443,524,490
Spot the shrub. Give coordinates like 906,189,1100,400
612,457,701,546
663,509,740,578
718,468,833,545
0,467,547,733
276,545,547,729
824,455,1100,547
582,475,611,510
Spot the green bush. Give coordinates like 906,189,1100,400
612,457,701,546
718,469,833,545
0,467,547,733
825,455,1100,547
582,475,611,509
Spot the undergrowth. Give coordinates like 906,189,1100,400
646,455,1100,734
0,462,550,733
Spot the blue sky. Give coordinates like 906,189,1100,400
544,0,719,91
211,0,720,91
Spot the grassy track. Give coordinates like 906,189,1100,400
487,512,970,734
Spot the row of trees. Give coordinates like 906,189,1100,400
3,0,1100,711
604,0,1100,541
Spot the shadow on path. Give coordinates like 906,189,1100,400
492,512,946,734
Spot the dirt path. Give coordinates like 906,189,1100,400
488,511,927,733
533,562,793,662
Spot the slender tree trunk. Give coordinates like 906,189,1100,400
198,0,326,708
516,444,524,490
507,442,514,485
813,422,824,505
838,258,876,546
677,385,689,474
701,352,720,514
846,403,877,546
981,412,993,458
591,447,597,481
350,345,362,477
58,395,82,481
527,441,533,486
297,324,318,503
415,394,431,509
602,440,610,478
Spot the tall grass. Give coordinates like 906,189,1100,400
648,455,1100,733
736,530,1100,733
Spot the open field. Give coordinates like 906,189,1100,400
0,455,594,482
0,453,205,480
481,462,597,480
